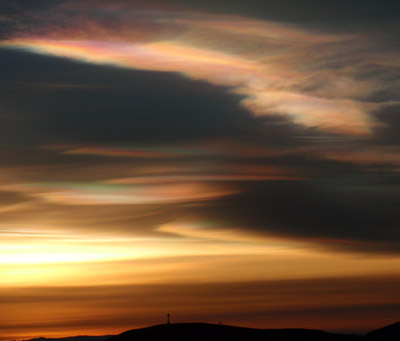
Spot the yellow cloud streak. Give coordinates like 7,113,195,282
2,244,400,288
1,181,237,205
2,216,400,288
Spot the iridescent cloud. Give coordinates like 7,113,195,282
323,146,400,168
1,1,396,135
47,144,217,158
1,181,237,205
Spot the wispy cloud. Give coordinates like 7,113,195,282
322,146,400,168
1,181,237,205
2,1,398,136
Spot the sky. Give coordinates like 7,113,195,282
0,0,399,339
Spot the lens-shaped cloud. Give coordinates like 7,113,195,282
1,181,238,205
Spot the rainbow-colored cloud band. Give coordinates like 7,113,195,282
2,4,393,136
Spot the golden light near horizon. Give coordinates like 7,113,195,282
2,219,400,288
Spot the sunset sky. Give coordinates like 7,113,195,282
0,0,399,339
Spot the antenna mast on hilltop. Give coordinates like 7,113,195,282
166,313,171,324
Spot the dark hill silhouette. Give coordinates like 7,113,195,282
23,336,113,341
22,322,400,341
108,323,362,341
366,322,400,340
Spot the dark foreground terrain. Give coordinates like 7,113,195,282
25,321,400,341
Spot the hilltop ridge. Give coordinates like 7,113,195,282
23,321,400,341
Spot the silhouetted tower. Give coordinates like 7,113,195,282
166,313,171,324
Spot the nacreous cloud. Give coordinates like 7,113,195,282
2,0,398,136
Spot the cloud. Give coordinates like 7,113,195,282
322,146,400,168
1,181,238,205
1,141,399,255
2,1,398,136
0,47,267,146
184,178,400,254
